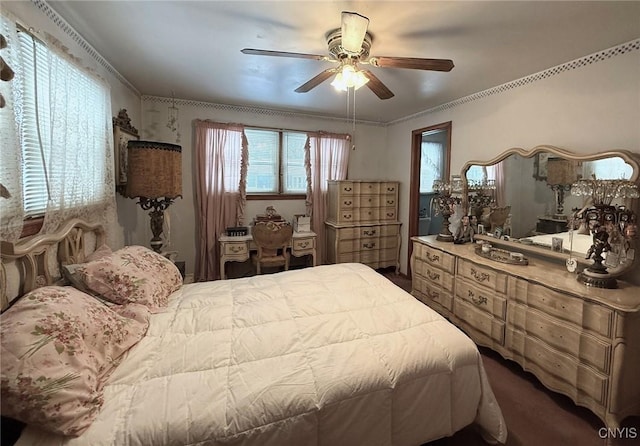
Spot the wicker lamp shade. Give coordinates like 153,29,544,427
546,158,578,186
126,140,182,199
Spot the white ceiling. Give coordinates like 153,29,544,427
47,1,640,124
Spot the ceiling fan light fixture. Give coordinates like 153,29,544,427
331,64,369,91
341,11,369,54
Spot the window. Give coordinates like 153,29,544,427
466,165,496,186
0,20,114,228
245,128,307,195
419,141,444,193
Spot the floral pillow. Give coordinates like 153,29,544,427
0,286,150,436
76,245,182,311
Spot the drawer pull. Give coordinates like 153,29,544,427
343,214,352,220
344,200,352,205
425,288,440,300
363,242,376,249
344,187,352,192
387,213,395,217
297,241,310,248
427,271,440,281
469,290,487,305
368,198,373,202
387,187,395,192
470,267,490,283
387,200,394,205
363,229,376,236
229,246,244,253
426,252,440,263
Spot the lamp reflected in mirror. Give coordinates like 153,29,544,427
546,158,580,219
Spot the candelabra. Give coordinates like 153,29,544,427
467,179,496,223
570,179,638,288
433,177,463,242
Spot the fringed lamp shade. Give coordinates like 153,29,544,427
126,140,182,252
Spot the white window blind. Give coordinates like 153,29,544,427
16,28,111,218
245,128,307,194
282,132,307,193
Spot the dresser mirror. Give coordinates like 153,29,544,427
461,145,640,278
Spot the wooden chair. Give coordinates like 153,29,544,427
251,221,293,275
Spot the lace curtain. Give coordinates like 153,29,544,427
0,14,118,246
419,142,443,193
305,132,351,263
194,120,248,281
0,13,24,241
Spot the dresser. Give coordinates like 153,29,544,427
325,180,401,272
411,235,640,431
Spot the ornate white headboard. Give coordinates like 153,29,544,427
1,218,106,311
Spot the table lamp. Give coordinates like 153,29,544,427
126,140,182,252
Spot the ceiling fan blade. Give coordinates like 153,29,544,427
369,56,454,72
295,69,338,93
341,11,369,53
362,70,394,100
241,48,328,61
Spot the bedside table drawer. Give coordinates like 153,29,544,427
292,237,314,251
223,242,248,256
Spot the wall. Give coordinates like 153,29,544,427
386,45,640,275
125,97,387,277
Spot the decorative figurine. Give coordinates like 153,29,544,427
454,215,475,244
585,227,611,270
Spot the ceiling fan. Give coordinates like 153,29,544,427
241,11,454,100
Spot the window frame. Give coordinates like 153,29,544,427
245,126,307,200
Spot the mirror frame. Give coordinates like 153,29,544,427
461,145,640,277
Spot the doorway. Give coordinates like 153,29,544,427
408,121,451,276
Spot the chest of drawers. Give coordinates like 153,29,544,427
325,180,401,271
411,235,640,431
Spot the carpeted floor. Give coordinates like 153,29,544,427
383,271,639,446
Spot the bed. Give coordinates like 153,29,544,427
524,231,594,254
1,219,507,446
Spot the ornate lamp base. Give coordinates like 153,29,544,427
436,211,455,242
577,268,618,289
436,233,454,242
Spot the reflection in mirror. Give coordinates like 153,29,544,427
463,148,639,258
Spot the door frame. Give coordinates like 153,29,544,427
407,121,452,277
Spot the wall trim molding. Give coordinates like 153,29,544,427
142,95,386,127
33,0,140,97
388,39,640,126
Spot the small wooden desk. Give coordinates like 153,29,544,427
219,231,317,279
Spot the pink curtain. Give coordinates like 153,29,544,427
494,161,507,207
305,132,351,263
194,120,248,281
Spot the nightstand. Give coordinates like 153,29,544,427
218,231,317,279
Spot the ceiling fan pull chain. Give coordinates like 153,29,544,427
352,88,357,150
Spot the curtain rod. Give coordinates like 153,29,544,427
16,22,47,46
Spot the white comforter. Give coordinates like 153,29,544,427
18,263,507,446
